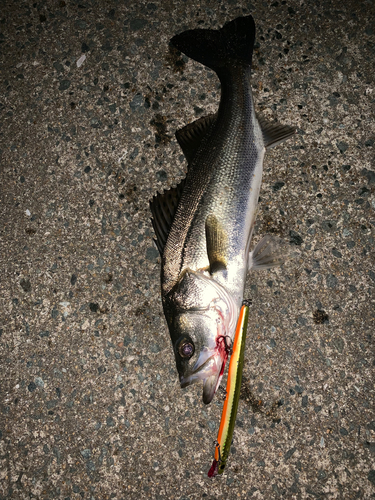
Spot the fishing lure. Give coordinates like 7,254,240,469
208,300,250,477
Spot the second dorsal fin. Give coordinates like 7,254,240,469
176,114,216,163
149,179,185,255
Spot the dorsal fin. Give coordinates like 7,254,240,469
257,115,296,149
149,179,185,255
176,114,216,163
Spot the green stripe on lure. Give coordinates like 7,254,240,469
208,300,250,477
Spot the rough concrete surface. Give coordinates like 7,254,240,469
0,0,374,498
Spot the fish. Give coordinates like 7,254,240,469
150,15,295,404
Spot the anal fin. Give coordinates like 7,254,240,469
257,115,296,149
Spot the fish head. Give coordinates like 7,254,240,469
164,269,238,404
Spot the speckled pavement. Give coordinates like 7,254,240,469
1,0,374,498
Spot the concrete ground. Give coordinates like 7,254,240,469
1,0,374,498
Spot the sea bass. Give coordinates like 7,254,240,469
150,15,295,404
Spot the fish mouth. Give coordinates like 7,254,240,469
180,347,228,404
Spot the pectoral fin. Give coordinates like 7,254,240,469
248,235,290,270
257,115,296,149
205,215,228,275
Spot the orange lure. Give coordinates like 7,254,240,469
208,300,250,477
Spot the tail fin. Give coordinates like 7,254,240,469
171,15,255,72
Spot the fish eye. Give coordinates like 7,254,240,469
178,341,195,359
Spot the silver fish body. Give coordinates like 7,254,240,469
150,15,295,404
